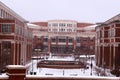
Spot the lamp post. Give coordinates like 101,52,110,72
103,62,106,76
63,68,64,76
90,57,93,76
32,55,33,74
72,49,75,60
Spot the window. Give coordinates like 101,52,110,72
38,36,41,41
68,38,73,42
48,24,51,27
111,29,115,37
52,23,58,27
59,23,66,27
51,37,56,42
48,29,51,32
1,24,12,33
83,37,87,41
108,29,111,37
67,29,72,32
0,9,1,17
1,41,11,65
90,46,93,50
102,30,104,38
67,24,72,27
2,41,11,49
53,28,58,32
59,39,66,42
44,37,48,42
90,37,94,42
76,37,80,42
1,9,3,18
108,29,115,37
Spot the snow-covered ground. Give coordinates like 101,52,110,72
26,55,116,77
48,56,74,61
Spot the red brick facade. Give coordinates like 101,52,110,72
0,2,33,72
95,14,120,70
29,20,96,56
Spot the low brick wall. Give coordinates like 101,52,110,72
25,76,120,80
0,75,9,80
0,65,119,80
38,60,86,69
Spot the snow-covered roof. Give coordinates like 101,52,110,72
80,55,95,58
48,56,74,61
27,23,41,29
7,65,26,69
83,25,97,30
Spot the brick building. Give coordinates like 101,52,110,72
0,2,33,72
28,20,96,56
95,14,120,70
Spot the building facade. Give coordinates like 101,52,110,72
0,1,33,71
95,14,120,70
28,20,96,56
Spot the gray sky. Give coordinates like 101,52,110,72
0,0,120,23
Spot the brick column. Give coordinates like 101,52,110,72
11,43,15,65
103,45,110,67
0,43,1,71
110,45,114,69
73,37,76,51
66,36,68,53
99,45,103,67
6,65,26,80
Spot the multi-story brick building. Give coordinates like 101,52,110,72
0,1,33,71
28,20,96,56
95,14,120,70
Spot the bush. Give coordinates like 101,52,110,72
111,69,120,77
1,68,6,73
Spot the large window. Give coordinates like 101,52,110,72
68,38,73,42
51,37,56,42
1,24,12,33
44,36,48,42
67,29,72,32
108,29,115,37
59,39,66,42
1,41,11,66
59,23,66,27
53,28,58,32
67,24,72,27
83,37,87,41
76,37,80,42
52,23,58,27
111,29,115,37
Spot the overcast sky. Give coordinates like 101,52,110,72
0,0,120,23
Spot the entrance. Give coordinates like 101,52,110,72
57,45,66,54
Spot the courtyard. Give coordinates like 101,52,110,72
26,54,114,77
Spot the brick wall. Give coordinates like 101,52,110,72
0,65,119,80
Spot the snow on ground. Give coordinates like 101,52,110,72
48,56,74,61
26,55,115,77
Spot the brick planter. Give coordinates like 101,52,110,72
6,65,26,80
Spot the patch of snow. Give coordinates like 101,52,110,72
7,65,26,69
0,74,9,79
48,56,74,61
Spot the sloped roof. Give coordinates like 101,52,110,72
77,23,94,27
27,23,41,29
31,22,48,27
83,24,97,30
